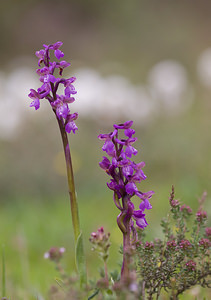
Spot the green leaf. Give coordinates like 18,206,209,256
75,231,87,287
88,289,99,300
106,289,113,295
2,245,6,297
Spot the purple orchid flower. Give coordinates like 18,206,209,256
29,42,78,134
98,121,154,235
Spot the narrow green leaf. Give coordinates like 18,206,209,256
88,289,99,300
75,232,87,287
2,245,6,297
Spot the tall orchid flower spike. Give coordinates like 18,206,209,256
28,42,86,286
98,121,154,281
29,42,78,134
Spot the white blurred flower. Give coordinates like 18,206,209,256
0,66,39,139
148,60,192,114
73,68,154,124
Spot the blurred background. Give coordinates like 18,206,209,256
0,0,211,298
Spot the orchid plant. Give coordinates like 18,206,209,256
98,121,154,282
28,41,86,286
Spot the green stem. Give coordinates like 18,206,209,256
57,117,80,240
121,219,131,281
56,116,87,286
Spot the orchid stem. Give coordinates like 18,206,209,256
57,116,80,240
56,116,87,286
121,220,131,281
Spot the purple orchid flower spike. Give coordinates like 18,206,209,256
98,121,154,281
29,42,78,134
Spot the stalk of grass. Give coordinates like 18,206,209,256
2,245,6,298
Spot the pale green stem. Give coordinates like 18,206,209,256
104,260,109,283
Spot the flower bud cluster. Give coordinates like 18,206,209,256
166,240,177,250
185,260,196,272
196,210,207,223
180,204,192,214
44,247,66,262
199,238,211,249
89,227,111,262
28,42,78,134
205,227,211,239
179,239,192,250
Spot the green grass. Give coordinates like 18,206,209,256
0,189,210,299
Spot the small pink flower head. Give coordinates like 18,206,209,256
144,241,154,250
170,199,180,208
205,227,211,239
44,247,65,262
89,227,111,262
166,240,177,250
186,260,196,272
179,239,192,250
90,227,109,243
199,238,211,249
180,204,192,215
196,210,207,223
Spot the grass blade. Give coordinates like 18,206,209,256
2,245,6,297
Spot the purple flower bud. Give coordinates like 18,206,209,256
185,260,196,272
179,239,192,250
51,41,63,50
196,210,207,222
40,74,57,83
65,121,78,134
125,182,138,195
138,197,152,210
133,210,148,229
170,199,180,207
28,89,41,110
166,240,177,249
102,140,116,157
180,204,192,214
99,156,111,170
37,83,51,98
205,227,211,238
113,120,133,129
199,238,211,249
124,128,135,138
59,60,71,68
35,49,45,66
122,165,134,178
56,103,69,119
54,49,64,60
44,247,65,262
125,145,138,158
144,241,154,249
